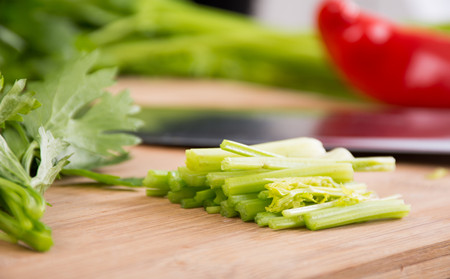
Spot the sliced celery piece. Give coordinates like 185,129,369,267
282,201,336,217
320,147,354,160
143,169,170,190
220,200,238,218
181,198,203,209
178,166,209,187
168,170,186,192
185,148,234,172
257,190,270,200
351,157,396,172
206,206,221,214
194,189,216,203
186,137,326,172
255,212,281,227
282,201,337,217
303,199,410,230
227,193,260,207
145,188,169,197
220,139,284,158
213,188,227,204
203,199,217,207
167,188,200,204
264,177,372,213
235,199,271,222
206,169,269,188
222,163,354,196
268,216,305,230
221,157,395,172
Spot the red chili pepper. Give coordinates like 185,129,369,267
317,0,450,108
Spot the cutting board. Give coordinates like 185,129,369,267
1,78,449,278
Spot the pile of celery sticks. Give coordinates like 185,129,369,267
144,138,410,230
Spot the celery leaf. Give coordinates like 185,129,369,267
0,77,40,127
23,52,143,170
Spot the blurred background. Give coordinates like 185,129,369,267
0,0,449,103
1,0,449,151
195,0,450,28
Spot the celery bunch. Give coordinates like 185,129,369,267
144,138,410,231
0,0,355,99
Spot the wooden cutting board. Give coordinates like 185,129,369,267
1,79,449,278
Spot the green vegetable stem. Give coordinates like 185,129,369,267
144,137,409,232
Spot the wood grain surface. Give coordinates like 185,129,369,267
1,78,449,279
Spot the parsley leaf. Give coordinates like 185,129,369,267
23,52,143,170
0,77,40,127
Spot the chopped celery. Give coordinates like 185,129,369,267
265,177,372,213
203,199,217,207
303,199,410,230
235,199,271,222
227,193,260,207
426,167,448,180
253,138,326,158
181,198,203,209
255,212,281,227
283,195,403,217
257,190,270,200
268,216,305,230
167,188,202,204
168,171,186,191
351,157,396,172
320,148,354,160
221,156,395,172
206,169,269,188
222,163,354,196
186,137,326,172
213,188,227,204
282,200,337,217
143,169,170,190
146,188,169,197
178,166,209,187
185,148,234,172
220,200,238,218
221,158,264,171
194,189,216,203
143,137,407,233
206,206,221,214
220,139,284,158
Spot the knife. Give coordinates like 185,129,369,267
133,107,450,154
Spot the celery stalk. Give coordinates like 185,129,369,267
282,200,337,217
222,163,354,196
220,200,238,218
235,199,271,222
268,216,305,230
194,189,216,203
227,193,260,207
145,188,169,197
178,166,209,187
185,137,326,172
221,157,395,172
181,198,203,209
206,206,221,214
206,169,269,188
303,199,410,230
255,212,281,227
185,148,234,172
257,190,270,200
143,169,170,190
213,188,227,204
167,188,200,204
220,139,284,158
167,170,186,191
